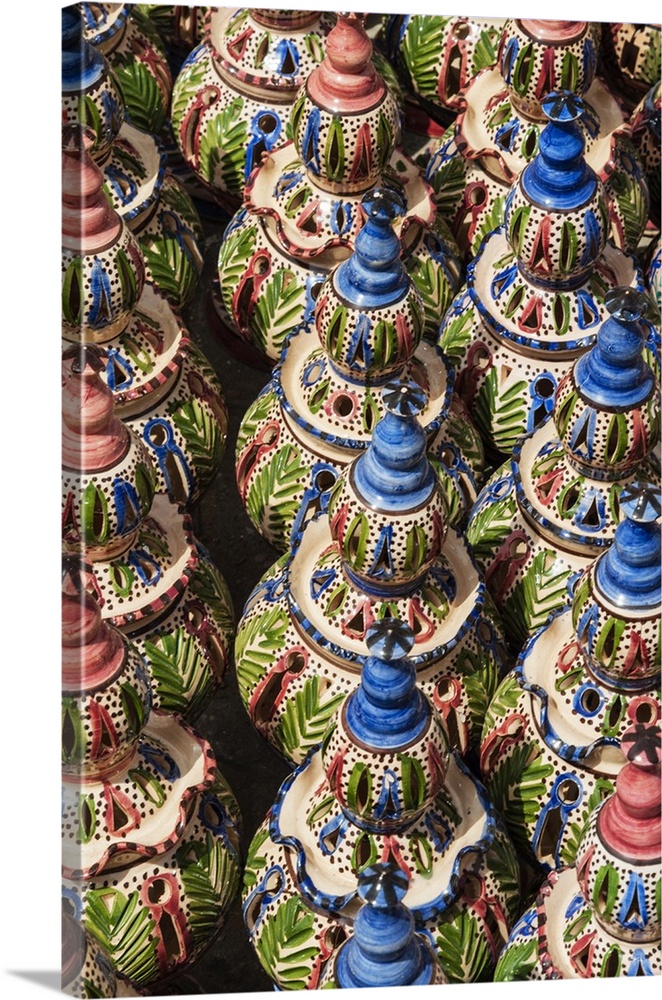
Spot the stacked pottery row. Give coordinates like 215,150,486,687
63,8,662,992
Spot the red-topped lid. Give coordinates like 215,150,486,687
62,578,124,692
307,12,384,112
598,724,662,863
62,345,128,471
62,124,121,253
518,20,587,41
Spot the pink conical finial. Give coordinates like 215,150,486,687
307,12,384,112
62,345,128,471
597,723,662,863
62,124,121,253
519,21,587,41
62,565,125,691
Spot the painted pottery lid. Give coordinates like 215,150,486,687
574,481,661,684
205,7,332,95
503,92,607,289
574,723,661,943
328,381,447,593
62,557,151,776
61,345,156,559
556,287,658,480
288,12,401,195
273,187,452,451
62,6,124,160
514,480,661,777
500,20,598,119
466,92,642,355
62,125,123,254
326,862,446,987
321,620,447,831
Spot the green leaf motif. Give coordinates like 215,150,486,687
243,826,271,890
198,97,248,193
252,268,307,358
84,888,159,985
438,298,476,367
274,676,345,760
504,549,571,650
466,480,516,570
235,603,291,705
217,221,258,322
434,909,495,983
255,896,319,988
486,741,555,860
62,255,84,327
560,778,614,865
399,17,450,101
474,370,529,456
140,236,199,309
405,253,453,335
143,626,214,717
177,831,239,946
189,556,235,639
112,54,166,133
494,935,538,981
245,443,307,542
482,673,523,737
169,395,224,488
171,53,208,129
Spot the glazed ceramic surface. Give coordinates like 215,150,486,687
80,2,173,133
479,481,661,872
62,909,140,997
426,20,649,258
494,726,661,978
216,13,461,363
63,7,205,310
438,92,645,460
242,619,520,987
600,22,662,109
235,381,508,765
465,287,661,653
61,349,234,719
386,14,505,116
235,187,484,550
170,7,334,206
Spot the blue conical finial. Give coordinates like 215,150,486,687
595,482,662,608
334,188,409,307
335,862,436,988
62,6,106,92
345,620,429,749
520,91,598,210
352,380,436,510
572,287,656,408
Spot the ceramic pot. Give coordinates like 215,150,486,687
235,187,485,551
170,8,334,211
235,379,508,766
62,136,228,506
385,14,505,118
437,91,645,462
318,863,448,987
62,7,204,311
465,286,661,654
600,22,662,110
215,12,461,364
61,570,241,987
61,349,234,719
494,726,661,979
79,2,173,134
62,124,146,342
426,19,649,259
631,81,661,227
242,618,520,987
479,481,661,874
648,238,661,311
137,5,208,73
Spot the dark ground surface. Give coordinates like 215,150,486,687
162,218,292,997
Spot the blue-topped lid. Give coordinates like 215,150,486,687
352,381,437,511
62,6,106,92
573,287,656,409
520,92,598,210
345,620,429,749
595,482,661,609
334,188,409,308
334,862,436,988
